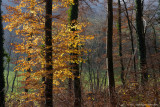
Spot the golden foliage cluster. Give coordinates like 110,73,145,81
3,0,94,103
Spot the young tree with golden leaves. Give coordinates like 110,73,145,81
68,0,82,106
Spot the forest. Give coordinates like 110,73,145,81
0,0,160,107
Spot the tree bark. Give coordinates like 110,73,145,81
117,0,125,86
68,0,81,106
135,0,148,86
0,0,5,106
45,0,53,106
106,0,117,106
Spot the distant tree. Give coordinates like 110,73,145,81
158,0,160,22
0,0,5,106
122,0,137,81
106,0,117,106
11,56,19,93
135,0,148,85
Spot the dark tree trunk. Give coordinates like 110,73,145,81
68,78,73,97
25,57,31,93
68,0,81,106
135,0,148,85
117,0,125,86
0,0,5,106
11,71,17,92
45,0,53,106
106,0,116,106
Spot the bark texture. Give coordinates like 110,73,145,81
106,0,117,106
45,0,53,106
135,0,148,85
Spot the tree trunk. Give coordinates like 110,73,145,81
11,70,17,92
117,0,125,86
6,56,10,93
93,69,96,91
25,35,32,93
87,54,93,92
146,41,159,104
25,59,31,93
68,78,73,96
68,0,81,106
135,0,148,86
45,0,53,106
11,57,19,92
122,0,137,82
151,25,160,73
96,67,100,92
0,0,5,106
106,0,117,106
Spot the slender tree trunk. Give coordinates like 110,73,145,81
92,69,96,91
117,0,125,86
11,70,17,92
88,54,93,92
106,0,116,106
25,36,32,93
68,0,81,106
100,73,106,90
68,78,73,96
25,59,31,93
11,57,18,92
135,0,148,86
146,42,159,104
6,56,10,93
151,25,159,104
0,0,5,106
104,70,107,88
151,25,160,72
45,0,53,106
122,0,137,82
6,47,11,93
96,68,100,92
